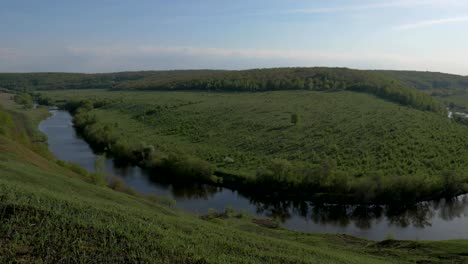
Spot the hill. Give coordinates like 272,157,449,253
377,70,468,96
1,68,444,113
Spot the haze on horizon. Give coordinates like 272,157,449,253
2,0,468,75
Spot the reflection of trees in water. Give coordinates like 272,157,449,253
246,193,468,230
111,161,220,200
170,184,219,199
385,203,434,228
350,206,383,229
250,199,293,222
435,196,468,221
309,205,351,228
110,162,468,231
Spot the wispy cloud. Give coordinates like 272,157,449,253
395,16,468,30
2,45,468,74
67,45,414,63
0,48,22,60
66,45,461,72
289,0,466,14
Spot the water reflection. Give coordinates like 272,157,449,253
243,191,468,230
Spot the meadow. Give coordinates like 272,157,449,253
40,89,468,204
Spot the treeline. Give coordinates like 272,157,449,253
0,70,222,91
3,68,444,113
254,158,467,204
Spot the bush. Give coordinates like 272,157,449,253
0,109,14,136
107,177,136,196
14,93,33,109
159,153,216,183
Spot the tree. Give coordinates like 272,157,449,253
291,113,299,126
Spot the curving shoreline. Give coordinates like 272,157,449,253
39,108,468,240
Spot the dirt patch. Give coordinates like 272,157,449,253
252,218,279,229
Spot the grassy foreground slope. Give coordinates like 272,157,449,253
3,95,468,263
41,90,468,204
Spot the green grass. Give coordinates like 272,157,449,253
41,89,468,203
1,92,468,263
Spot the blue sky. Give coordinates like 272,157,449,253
1,0,468,74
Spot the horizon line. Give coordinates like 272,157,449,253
0,67,466,77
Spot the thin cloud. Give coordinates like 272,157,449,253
68,45,415,63
289,0,465,14
67,45,456,73
3,45,468,74
0,48,22,60
395,16,468,30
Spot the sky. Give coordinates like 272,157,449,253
1,0,468,74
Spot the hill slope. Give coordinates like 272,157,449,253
377,70,468,95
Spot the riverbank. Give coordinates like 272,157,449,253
35,99,468,240
37,89,468,205
2,93,467,262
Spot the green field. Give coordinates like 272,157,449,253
2,93,468,263
40,89,468,204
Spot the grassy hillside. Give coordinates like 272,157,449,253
3,94,468,263
40,89,468,204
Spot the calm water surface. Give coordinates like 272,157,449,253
39,110,468,241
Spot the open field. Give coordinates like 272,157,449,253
40,89,468,204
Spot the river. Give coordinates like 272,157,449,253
38,110,468,241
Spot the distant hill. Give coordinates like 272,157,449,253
377,70,468,95
0,68,445,113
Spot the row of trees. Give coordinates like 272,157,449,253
254,158,467,204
